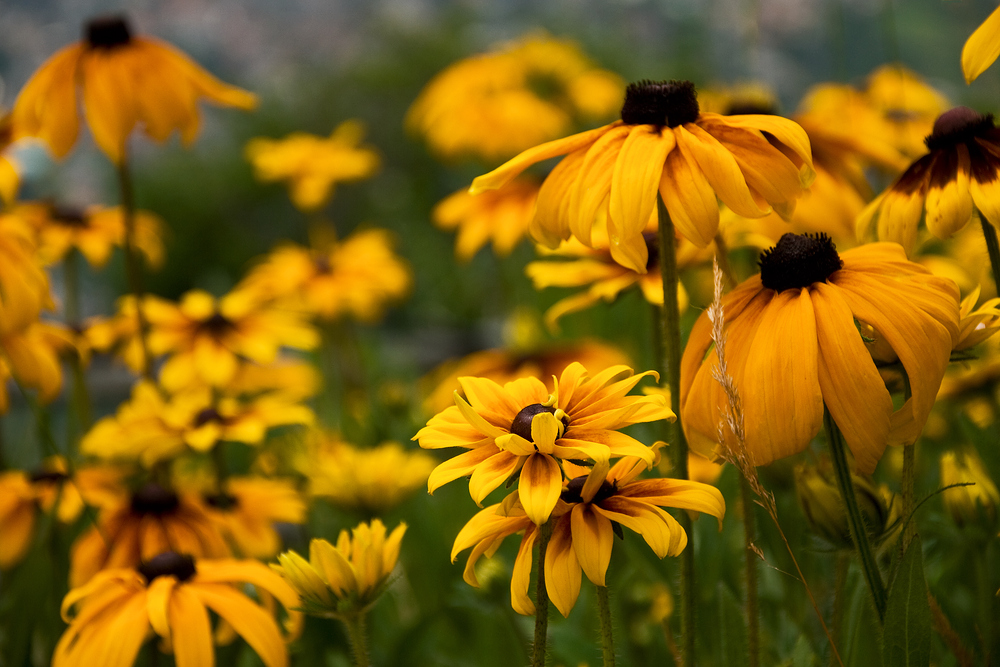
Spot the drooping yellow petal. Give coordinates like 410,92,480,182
610,125,675,244
677,124,770,218
618,479,726,527
924,145,973,239
571,124,631,246
193,583,288,667
660,140,719,248
12,44,83,159
518,453,563,525
594,498,686,558
468,451,521,504
80,50,137,164
511,528,538,615
145,576,176,640
544,515,582,617
570,504,613,587
169,585,214,667
962,4,1000,84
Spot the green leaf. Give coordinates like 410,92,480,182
883,537,931,667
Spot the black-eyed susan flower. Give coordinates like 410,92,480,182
940,449,999,527
55,553,301,667
857,106,1000,256
681,234,960,473
963,4,1000,84
69,482,229,586
433,176,539,262
245,120,380,212
203,477,306,559
415,362,671,525
12,15,257,164
472,80,814,271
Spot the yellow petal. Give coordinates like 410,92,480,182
570,504,613,586
962,4,1000,84
543,515,582,618
595,497,686,557
677,124,769,218
12,44,83,159
572,125,631,246
660,142,719,248
609,125,675,254
518,453,563,525
169,585,214,667
80,50,137,164
511,528,538,615
145,576,176,640
193,583,288,667
924,146,973,239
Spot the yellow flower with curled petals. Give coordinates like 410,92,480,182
433,176,539,262
963,4,1000,84
245,120,380,212
13,15,257,164
682,235,959,473
414,362,673,525
55,553,300,667
472,79,814,272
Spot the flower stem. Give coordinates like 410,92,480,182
341,612,371,667
830,552,849,667
740,476,760,667
823,410,887,624
981,216,1000,298
901,442,916,550
596,585,615,667
117,155,154,379
656,196,695,666
63,250,92,447
532,521,553,667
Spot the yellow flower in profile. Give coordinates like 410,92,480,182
20,202,165,268
963,4,1000,84
203,477,306,559
12,14,257,163
472,80,814,272
407,33,624,162
238,228,411,323
681,235,959,473
414,362,672,524
940,449,999,526
55,553,301,667
857,106,1000,256
303,435,434,513
434,176,539,261
272,520,406,615
246,120,380,211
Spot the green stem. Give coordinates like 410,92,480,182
830,552,849,667
740,476,760,667
341,612,371,667
824,410,887,624
656,196,694,666
117,156,154,379
901,442,916,550
981,216,1000,298
63,250,92,448
532,521,554,667
596,584,615,667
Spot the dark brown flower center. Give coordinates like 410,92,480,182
85,16,132,49
52,205,88,228
510,403,567,442
201,311,235,336
759,233,842,292
561,475,618,504
138,552,196,583
643,231,659,272
130,483,180,515
194,407,224,427
29,469,69,484
925,107,995,152
724,100,777,116
204,492,238,510
621,80,699,128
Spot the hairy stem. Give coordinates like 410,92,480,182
740,476,760,667
341,612,371,667
532,521,554,667
596,585,615,667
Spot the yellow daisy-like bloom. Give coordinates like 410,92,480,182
245,120,380,212
857,106,1000,256
472,79,814,272
452,448,724,617
272,520,406,615
681,235,959,473
940,449,999,526
303,434,435,513
55,553,300,667
963,4,1000,84
203,477,306,559
20,202,165,268
414,362,673,525
407,33,624,162
433,176,539,262
146,289,319,391
70,482,229,587
12,15,257,164
238,228,411,323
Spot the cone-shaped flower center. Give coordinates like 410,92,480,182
759,233,843,292
620,80,699,128
201,311,235,336
53,206,88,228
130,483,180,515
561,474,617,504
925,106,995,151
138,552,196,583
85,16,132,49
194,407,223,427
510,403,568,441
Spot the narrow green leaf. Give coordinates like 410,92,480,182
883,537,931,667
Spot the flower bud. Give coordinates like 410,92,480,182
795,461,890,548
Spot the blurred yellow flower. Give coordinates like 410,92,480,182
863,66,949,160
940,449,999,527
0,113,20,204
55,553,300,667
204,477,307,559
407,33,623,162
962,4,1000,84
246,120,380,211
433,176,539,261
12,14,257,163
0,211,53,335
794,460,895,548
272,520,406,615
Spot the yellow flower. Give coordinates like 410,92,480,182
681,236,959,473
272,520,406,615
415,362,672,524
955,285,1000,350
433,176,539,261
857,106,1000,256
203,477,306,559
238,229,411,323
0,472,41,569
20,202,165,268
12,14,257,163
452,448,724,617
940,449,999,526
794,460,895,548
963,4,1000,84
146,289,319,390
229,356,323,401
69,482,229,587
0,321,70,406
303,434,435,513
472,80,814,271
245,120,380,211
863,66,949,160
55,553,300,667
407,33,623,162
